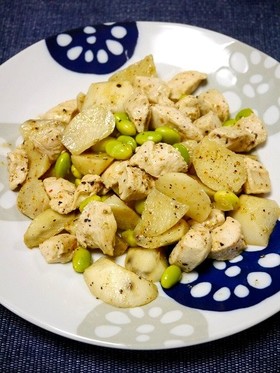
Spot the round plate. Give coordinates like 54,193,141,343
0,21,279,350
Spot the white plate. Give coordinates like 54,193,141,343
0,21,280,350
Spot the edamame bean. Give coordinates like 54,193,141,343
134,199,146,215
117,135,137,151
105,139,133,160
92,136,115,153
135,131,162,145
114,112,129,122
155,126,181,144
54,151,71,178
116,119,137,136
79,194,102,212
214,190,240,211
235,108,254,120
173,143,190,163
72,247,92,273
161,265,182,289
71,164,82,179
121,229,137,247
222,118,236,127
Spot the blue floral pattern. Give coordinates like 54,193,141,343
45,22,138,74
163,221,280,311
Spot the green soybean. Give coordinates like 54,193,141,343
223,118,236,127
214,190,240,211
79,194,102,212
155,126,181,144
173,143,190,164
72,247,92,273
54,152,71,178
235,108,254,120
135,131,162,145
105,139,133,160
117,135,137,151
71,164,82,179
134,199,146,215
121,229,137,247
161,265,182,289
116,119,137,136
92,136,115,153
114,112,129,122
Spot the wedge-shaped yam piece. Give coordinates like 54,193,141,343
82,81,134,112
109,55,157,82
134,189,188,237
230,195,280,246
105,194,140,230
24,209,76,248
84,257,158,308
71,153,113,176
23,140,51,180
62,105,115,155
155,172,211,222
17,179,50,219
192,137,247,193
135,219,189,249
125,247,168,282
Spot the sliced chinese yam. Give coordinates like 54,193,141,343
84,257,158,308
71,152,113,176
105,194,140,230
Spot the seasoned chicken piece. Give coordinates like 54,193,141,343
7,146,28,190
20,119,66,161
72,174,105,209
169,225,212,272
101,161,128,189
150,104,203,141
175,95,201,121
133,76,173,105
193,111,222,136
124,90,150,132
198,89,229,123
209,217,246,260
168,71,207,100
243,157,271,194
40,99,78,123
208,126,256,152
39,233,77,263
117,165,155,201
129,141,188,178
76,201,117,256
43,177,76,214
235,113,267,150
190,208,225,230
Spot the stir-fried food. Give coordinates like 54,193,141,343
7,55,280,308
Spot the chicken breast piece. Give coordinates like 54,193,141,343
175,95,201,121
7,146,29,190
43,177,76,214
40,99,78,123
169,225,212,272
168,71,207,100
208,126,256,152
39,233,77,264
72,174,105,208
76,201,117,256
235,113,267,150
190,208,225,230
129,141,188,178
209,217,246,260
150,104,203,141
198,89,229,123
101,161,128,189
193,111,222,136
243,157,271,194
133,76,173,105
124,90,150,133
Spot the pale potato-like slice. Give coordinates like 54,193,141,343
23,140,51,180
155,172,211,222
192,137,247,193
24,209,76,248
230,195,280,246
109,55,157,82
125,247,168,282
61,105,115,155
17,179,50,219
71,153,113,176
82,81,134,113
135,219,189,249
105,194,140,230
134,189,188,237
84,257,158,308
